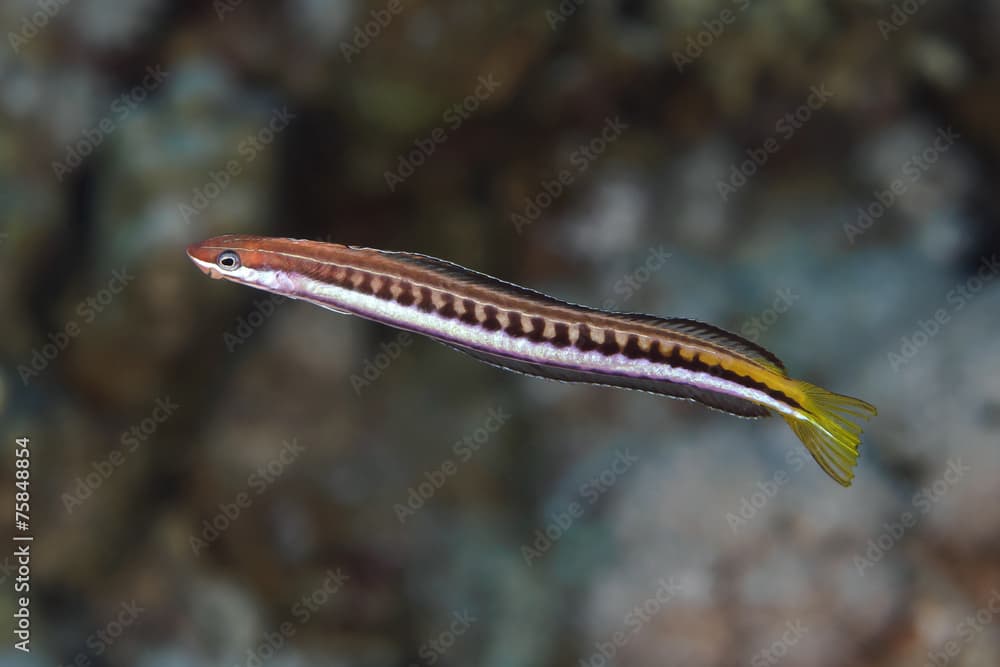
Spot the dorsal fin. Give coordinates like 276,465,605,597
389,252,786,374
387,252,579,308
617,314,787,374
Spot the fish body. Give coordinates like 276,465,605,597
187,235,876,486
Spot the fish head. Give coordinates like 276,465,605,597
186,235,299,294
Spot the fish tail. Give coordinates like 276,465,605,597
783,381,877,487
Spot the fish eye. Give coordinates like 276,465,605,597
216,250,241,271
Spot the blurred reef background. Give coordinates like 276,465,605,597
1,0,1000,665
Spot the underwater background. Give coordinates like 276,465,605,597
1,1,999,665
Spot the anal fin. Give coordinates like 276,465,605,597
441,342,771,419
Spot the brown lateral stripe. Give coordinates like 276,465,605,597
339,268,354,287
438,293,457,319
551,322,571,347
418,286,434,313
576,324,598,351
599,329,619,356
648,340,672,363
460,299,478,324
397,281,415,306
375,277,395,300
277,245,790,381
482,305,502,331
528,317,547,342
623,335,644,359
314,265,802,409
506,312,525,337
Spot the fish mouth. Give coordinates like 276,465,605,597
186,243,225,280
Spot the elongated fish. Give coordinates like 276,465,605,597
187,235,876,486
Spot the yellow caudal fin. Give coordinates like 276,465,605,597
783,382,877,487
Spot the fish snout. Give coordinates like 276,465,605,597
186,243,225,279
